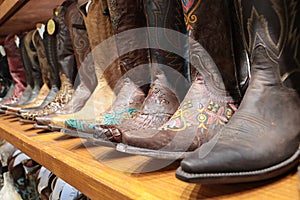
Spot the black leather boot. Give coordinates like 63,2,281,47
176,0,300,184
0,48,13,101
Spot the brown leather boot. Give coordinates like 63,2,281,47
1,34,27,106
48,0,146,129
177,0,300,184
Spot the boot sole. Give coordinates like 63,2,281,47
33,123,52,130
175,148,300,184
116,143,192,160
61,128,117,148
19,118,36,124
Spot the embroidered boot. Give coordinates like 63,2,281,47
1,34,27,106
176,0,300,184
47,0,148,130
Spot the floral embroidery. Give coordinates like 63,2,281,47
160,100,237,134
65,108,139,132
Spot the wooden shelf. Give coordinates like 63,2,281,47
0,114,298,200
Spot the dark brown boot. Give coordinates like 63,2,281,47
177,0,300,184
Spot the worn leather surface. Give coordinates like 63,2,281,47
65,77,146,132
180,0,300,174
1,34,27,105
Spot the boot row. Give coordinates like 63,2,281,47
0,0,299,185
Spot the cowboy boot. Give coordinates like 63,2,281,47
73,0,192,145
0,47,14,101
19,1,78,121
46,0,130,129
1,34,27,106
85,0,241,155
176,0,300,184
35,1,97,128
18,23,61,117
7,25,53,114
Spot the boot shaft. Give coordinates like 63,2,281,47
19,33,34,88
32,25,51,88
144,0,190,99
4,34,27,96
0,54,12,98
182,0,241,96
25,30,43,89
106,0,150,90
235,0,300,93
55,1,77,85
43,28,61,89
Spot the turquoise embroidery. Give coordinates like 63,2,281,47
101,108,138,125
65,108,139,132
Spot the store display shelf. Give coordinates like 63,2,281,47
0,114,298,200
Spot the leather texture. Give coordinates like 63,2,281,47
1,34,27,105
96,0,241,153
180,0,300,177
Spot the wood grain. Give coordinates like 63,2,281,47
0,115,298,200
